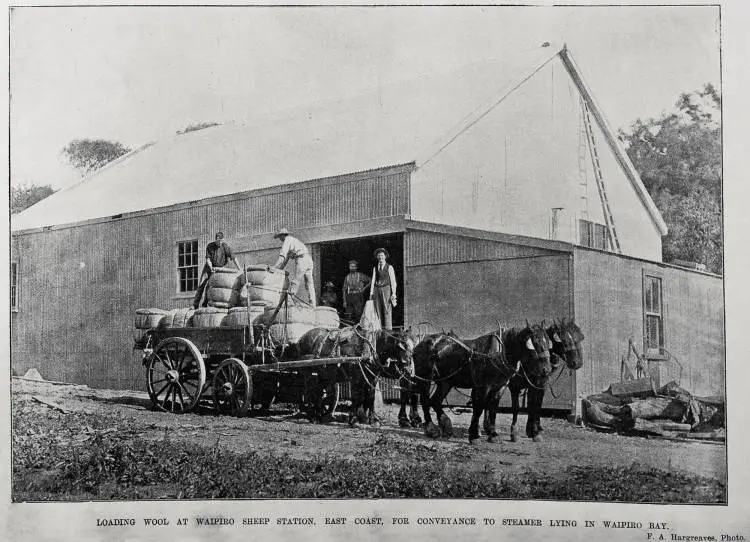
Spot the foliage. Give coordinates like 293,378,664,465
177,121,220,135
12,408,725,502
10,183,56,214
61,139,131,177
619,83,722,273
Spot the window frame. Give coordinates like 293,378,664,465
642,272,667,359
176,239,200,294
579,218,609,250
10,261,18,312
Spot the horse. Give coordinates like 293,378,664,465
508,318,584,442
482,319,585,442
413,324,552,445
297,325,418,426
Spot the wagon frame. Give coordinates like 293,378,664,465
134,291,362,418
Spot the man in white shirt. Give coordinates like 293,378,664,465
369,247,397,330
273,228,316,307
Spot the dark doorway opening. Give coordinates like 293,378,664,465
318,233,404,328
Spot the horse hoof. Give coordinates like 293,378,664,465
425,422,442,439
410,415,423,428
438,414,454,438
469,438,481,445
532,435,543,443
488,435,498,444
399,419,410,428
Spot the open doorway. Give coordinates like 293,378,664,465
317,233,404,327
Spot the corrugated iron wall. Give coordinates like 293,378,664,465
573,248,725,400
10,168,410,390
404,228,575,410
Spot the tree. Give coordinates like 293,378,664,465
62,139,131,177
11,183,56,214
619,84,722,274
177,121,220,135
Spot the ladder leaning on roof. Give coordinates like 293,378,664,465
581,96,622,254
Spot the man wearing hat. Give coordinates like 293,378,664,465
369,247,397,330
342,259,369,322
193,231,241,309
273,228,316,307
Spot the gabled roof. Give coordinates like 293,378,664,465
12,43,666,235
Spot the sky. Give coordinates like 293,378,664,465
9,5,721,190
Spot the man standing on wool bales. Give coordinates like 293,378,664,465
272,228,316,307
193,231,242,309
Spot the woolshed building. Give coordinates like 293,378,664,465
11,43,725,413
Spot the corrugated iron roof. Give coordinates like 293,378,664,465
12,45,561,230
11,43,666,235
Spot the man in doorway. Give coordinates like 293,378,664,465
273,228,316,307
193,231,241,309
369,248,397,331
342,259,369,323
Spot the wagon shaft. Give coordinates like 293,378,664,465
249,356,364,373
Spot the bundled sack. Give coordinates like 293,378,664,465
237,265,288,307
135,308,170,329
191,307,228,327
269,322,316,345
359,300,382,332
314,306,340,330
264,304,316,326
207,267,242,308
158,308,195,328
223,304,266,327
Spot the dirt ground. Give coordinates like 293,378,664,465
11,377,726,484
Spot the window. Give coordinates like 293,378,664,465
644,275,664,356
579,219,609,250
10,262,18,311
177,240,199,292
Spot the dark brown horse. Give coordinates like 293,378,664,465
482,319,585,442
508,319,584,442
297,325,417,426
413,324,552,444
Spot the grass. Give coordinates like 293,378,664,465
12,405,726,502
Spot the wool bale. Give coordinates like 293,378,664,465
191,307,228,327
207,286,239,306
224,307,256,326
269,322,316,344
158,309,178,328
314,306,340,330
210,267,242,289
265,305,316,326
239,266,288,307
135,308,170,329
170,308,195,328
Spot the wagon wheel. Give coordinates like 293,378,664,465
212,358,253,417
302,371,340,423
147,337,206,413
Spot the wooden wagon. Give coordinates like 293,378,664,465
133,302,362,418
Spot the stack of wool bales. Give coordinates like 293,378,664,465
134,266,342,336
237,265,288,307
190,267,243,325
135,308,196,329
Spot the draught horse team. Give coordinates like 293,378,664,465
297,317,585,445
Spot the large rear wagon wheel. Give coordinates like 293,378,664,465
213,358,252,417
147,337,206,413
